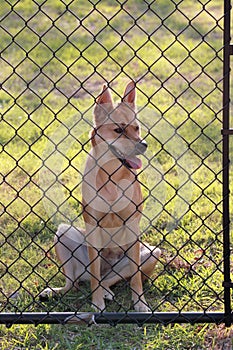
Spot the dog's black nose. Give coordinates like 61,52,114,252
136,140,147,154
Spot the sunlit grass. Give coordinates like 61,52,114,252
0,0,229,348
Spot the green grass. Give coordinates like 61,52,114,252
0,0,232,348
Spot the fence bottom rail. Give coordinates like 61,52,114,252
0,312,228,327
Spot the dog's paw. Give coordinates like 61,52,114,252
91,299,106,312
134,301,151,313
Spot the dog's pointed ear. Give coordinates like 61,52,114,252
123,81,136,107
94,84,114,126
96,84,114,105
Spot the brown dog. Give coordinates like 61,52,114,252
40,81,161,311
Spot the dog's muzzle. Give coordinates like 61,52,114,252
135,140,147,155
109,140,147,170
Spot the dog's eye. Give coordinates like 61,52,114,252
135,126,139,131
114,127,124,134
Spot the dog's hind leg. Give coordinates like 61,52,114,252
39,244,76,300
39,224,88,300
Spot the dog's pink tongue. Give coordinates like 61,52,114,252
126,156,142,169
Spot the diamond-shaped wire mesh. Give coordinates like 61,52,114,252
0,0,225,324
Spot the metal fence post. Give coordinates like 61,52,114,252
222,0,232,327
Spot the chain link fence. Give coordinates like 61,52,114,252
0,0,229,325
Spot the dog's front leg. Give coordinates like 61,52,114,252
127,241,150,312
88,246,105,311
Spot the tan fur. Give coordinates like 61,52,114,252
39,81,161,311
